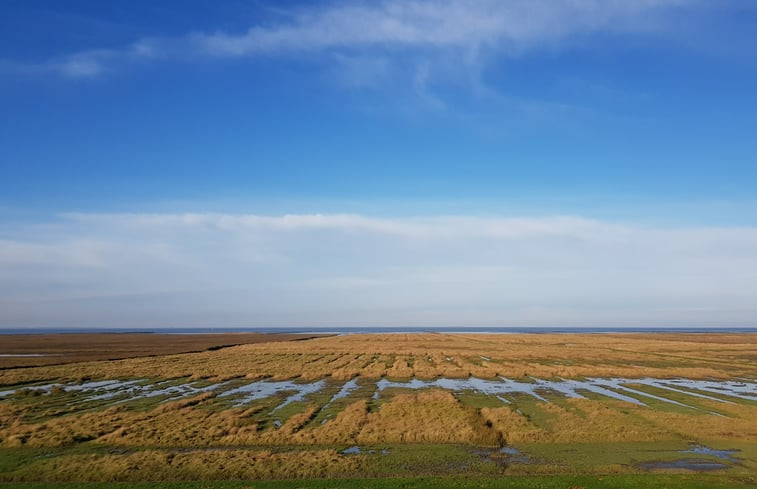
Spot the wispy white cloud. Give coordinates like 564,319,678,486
62,212,624,240
192,0,690,55
2,212,757,328
3,0,696,80
1,39,160,79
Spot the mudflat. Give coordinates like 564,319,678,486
0,332,332,368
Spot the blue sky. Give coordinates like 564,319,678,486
1,1,757,328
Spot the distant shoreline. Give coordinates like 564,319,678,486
1,326,756,335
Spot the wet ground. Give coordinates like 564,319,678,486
639,459,729,471
2,376,755,413
341,446,390,455
681,445,740,461
636,444,741,472
471,446,532,467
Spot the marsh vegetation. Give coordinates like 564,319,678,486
0,333,755,486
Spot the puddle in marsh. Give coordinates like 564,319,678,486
0,379,229,404
681,445,739,461
636,443,739,471
219,379,326,409
372,377,757,410
472,446,531,466
373,377,550,402
326,377,360,405
660,379,757,401
1,376,755,411
638,459,728,471
0,379,140,399
498,446,530,464
340,446,390,455
90,379,231,402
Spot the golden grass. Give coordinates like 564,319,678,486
2,333,754,386
1,390,499,448
5,385,755,452
482,399,672,444
633,399,757,441
356,389,496,445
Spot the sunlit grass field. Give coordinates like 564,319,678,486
1,333,755,487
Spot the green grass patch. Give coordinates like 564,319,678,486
454,391,508,409
520,440,697,470
622,383,733,416
506,396,557,430
311,379,374,425
1,474,756,489
358,443,501,477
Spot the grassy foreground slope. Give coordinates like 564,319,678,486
3,474,757,489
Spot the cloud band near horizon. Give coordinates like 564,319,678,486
1,212,756,328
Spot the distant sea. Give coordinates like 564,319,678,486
0,326,755,335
